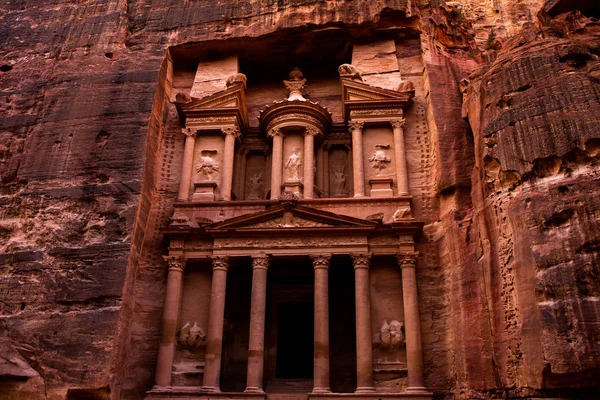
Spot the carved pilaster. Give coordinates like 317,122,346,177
211,256,230,271
311,254,331,270
351,253,371,269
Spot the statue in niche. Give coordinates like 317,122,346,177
196,150,219,182
380,319,405,350
332,164,347,196
368,144,391,176
178,321,207,349
285,148,303,181
245,172,263,200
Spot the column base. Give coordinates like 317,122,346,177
244,387,265,394
354,387,376,394
200,385,221,393
405,387,430,394
312,387,332,394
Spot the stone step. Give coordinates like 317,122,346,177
266,378,313,394
267,394,309,400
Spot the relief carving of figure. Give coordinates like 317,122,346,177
178,321,207,349
285,148,303,181
196,150,219,181
245,172,263,200
332,164,347,196
368,145,391,176
380,319,405,349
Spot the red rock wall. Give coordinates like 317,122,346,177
1,0,599,399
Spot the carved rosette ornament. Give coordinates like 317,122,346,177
351,253,372,270
252,255,270,271
311,254,331,270
211,256,230,271
348,121,364,133
390,119,406,130
397,252,419,269
221,126,241,137
182,127,197,138
164,255,185,272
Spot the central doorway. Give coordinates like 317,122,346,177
276,301,314,379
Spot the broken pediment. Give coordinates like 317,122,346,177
340,77,415,121
175,78,249,129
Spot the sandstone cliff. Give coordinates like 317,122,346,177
0,0,598,399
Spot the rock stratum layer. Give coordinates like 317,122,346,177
0,0,598,399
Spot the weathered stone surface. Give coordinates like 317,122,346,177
1,0,599,399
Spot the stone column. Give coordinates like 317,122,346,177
304,127,318,199
154,256,186,387
201,256,230,392
391,119,409,195
349,122,365,197
312,254,331,393
269,128,283,199
220,126,239,201
397,252,427,392
245,255,270,393
351,253,375,393
178,128,197,201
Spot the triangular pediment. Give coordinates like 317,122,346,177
175,82,248,128
206,203,378,232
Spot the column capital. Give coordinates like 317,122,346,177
163,255,185,272
221,126,240,138
305,126,320,137
348,121,364,133
268,127,283,138
311,254,332,270
252,254,270,271
397,252,419,269
211,256,230,271
351,253,372,269
390,119,406,130
182,128,197,138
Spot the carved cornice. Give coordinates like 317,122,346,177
397,252,419,269
211,255,229,271
348,121,364,133
390,119,406,130
221,126,241,137
259,100,332,135
164,255,186,272
252,254,270,271
351,253,372,269
311,254,332,270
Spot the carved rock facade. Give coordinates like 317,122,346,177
0,1,599,400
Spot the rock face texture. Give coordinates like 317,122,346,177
0,0,598,399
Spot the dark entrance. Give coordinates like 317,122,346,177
276,301,314,379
